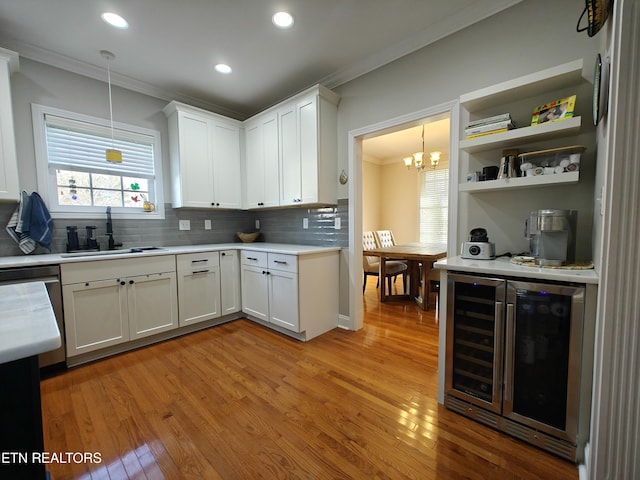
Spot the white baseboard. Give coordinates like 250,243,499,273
338,314,353,330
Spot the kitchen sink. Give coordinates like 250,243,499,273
60,246,167,258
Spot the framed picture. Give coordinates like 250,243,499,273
531,95,576,125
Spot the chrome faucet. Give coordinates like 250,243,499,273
105,207,123,250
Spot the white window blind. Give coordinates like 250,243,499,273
419,169,448,244
44,114,155,178
32,103,164,219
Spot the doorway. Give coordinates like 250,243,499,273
362,115,450,245
347,100,459,333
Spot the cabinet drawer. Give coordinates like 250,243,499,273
268,253,297,273
177,251,219,273
241,250,267,268
62,255,176,285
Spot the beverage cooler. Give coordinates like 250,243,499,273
445,273,596,462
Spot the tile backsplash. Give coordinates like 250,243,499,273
0,200,348,257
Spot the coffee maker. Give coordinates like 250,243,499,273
525,209,577,266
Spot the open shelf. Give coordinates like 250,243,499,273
459,171,579,193
460,117,582,154
460,59,585,111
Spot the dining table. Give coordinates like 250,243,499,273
365,243,447,310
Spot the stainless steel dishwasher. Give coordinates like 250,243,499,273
0,265,66,370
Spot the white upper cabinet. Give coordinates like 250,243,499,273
0,48,20,201
243,84,340,209
164,101,242,209
278,87,339,207
244,112,280,208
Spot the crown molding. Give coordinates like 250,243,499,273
320,0,522,89
0,37,247,120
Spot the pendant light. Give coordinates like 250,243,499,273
402,125,442,170
101,50,122,163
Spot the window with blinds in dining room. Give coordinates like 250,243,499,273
419,168,448,244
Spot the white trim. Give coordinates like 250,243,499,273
31,103,165,220
589,1,640,479
347,100,459,340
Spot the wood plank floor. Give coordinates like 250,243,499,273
40,282,579,479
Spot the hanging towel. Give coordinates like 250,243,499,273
5,191,54,254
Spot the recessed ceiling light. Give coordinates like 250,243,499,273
272,11,294,29
215,64,232,74
101,12,129,29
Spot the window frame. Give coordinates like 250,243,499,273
32,103,165,220
418,167,449,245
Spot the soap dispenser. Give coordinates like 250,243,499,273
66,226,79,252
85,226,99,250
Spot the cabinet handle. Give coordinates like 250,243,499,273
247,257,258,261
192,269,209,274
221,252,226,256
129,280,134,285
504,303,515,407
191,259,208,263
273,260,288,265
119,281,125,286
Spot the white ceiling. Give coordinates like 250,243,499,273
0,0,521,120
363,116,451,166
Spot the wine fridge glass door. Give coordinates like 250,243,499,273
504,280,584,442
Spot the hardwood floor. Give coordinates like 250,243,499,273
40,282,579,479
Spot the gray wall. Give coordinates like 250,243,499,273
333,0,601,314
1,59,348,257
2,0,602,319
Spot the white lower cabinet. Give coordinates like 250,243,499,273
177,252,221,326
127,272,179,340
220,250,241,315
62,256,178,358
176,249,241,326
240,249,338,339
240,252,299,330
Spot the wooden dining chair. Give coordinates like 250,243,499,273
362,231,407,294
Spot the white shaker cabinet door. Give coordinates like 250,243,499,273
0,49,19,201
127,272,179,340
63,279,129,357
220,250,241,315
212,121,241,209
241,264,269,322
268,269,299,332
297,96,319,205
279,103,300,206
177,267,221,326
176,111,215,208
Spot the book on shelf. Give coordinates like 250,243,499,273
465,127,512,139
466,113,512,128
465,119,515,136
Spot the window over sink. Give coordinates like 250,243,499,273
31,104,165,219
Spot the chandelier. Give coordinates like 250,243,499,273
403,125,441,170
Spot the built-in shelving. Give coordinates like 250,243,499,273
459,171,579,193
459,116,582,154
460,59,585,112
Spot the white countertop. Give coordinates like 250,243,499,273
0,243,342,269
0,282,61,363
435,255,599,284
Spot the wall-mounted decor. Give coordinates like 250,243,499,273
577,0,614,37
592,53,610,125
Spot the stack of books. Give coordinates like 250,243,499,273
465,113,515,139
